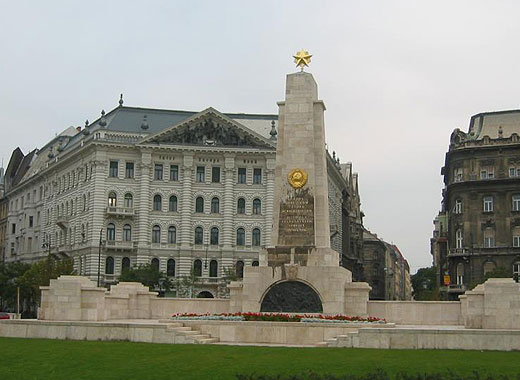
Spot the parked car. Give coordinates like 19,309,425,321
0,312,10,320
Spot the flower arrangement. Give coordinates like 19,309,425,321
171,312,385,323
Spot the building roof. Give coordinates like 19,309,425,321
468,109,520,140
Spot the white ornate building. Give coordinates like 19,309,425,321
3,100,364,297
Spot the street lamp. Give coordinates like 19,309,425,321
97,229,103,287
42,232,52,257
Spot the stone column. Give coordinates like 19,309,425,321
179,155,193,275
137,151,152,265
222,155,235,249
264,159,276,246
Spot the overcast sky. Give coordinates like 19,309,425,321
1,1,519,272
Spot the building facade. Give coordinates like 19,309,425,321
3,101,366,297
362,229,411,300
436,110,520,299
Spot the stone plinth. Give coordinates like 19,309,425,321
461,278,520,329
39,275,106,321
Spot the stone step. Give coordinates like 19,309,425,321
176,330,201,336
315,341,329,347
168,326,192,332
165,322,184,328
197,337,219,344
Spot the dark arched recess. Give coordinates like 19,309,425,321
260,281,323,313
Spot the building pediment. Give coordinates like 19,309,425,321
139,107,275,149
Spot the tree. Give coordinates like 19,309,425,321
18,257,75,308
0,262,31,311
411,266,439,301
118,264,173,295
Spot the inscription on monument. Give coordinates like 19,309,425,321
278,188,315,246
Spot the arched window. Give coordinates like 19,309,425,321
252,198,261,215
152,225,161,243
236,260,244,279
194,226,203,245
122,257,131,272
236,228,245,246
211,197,220,213
210,227,219,245
108,192,117,207
195,197,204,213
169,195,178,212
105,256,114,275
209,260,218,277
252,260,259,267
194,259,202,277
123,224,132,241
483,261,496,275
237,198,245,214
124,193,133,208
153,195,162,211
252,228,261,246
167,259,176,277
456,263,464,285
455,229,463,249
168,226,176,244
107,223,116,241
151,258,160,270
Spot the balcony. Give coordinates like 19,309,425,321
105,240,136,251
195,276,223,285
57,244,71,257
56,215,70,229
106,206,135,218
447,248,468,257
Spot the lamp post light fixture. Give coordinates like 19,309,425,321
97,229,103,287
41,232,52,257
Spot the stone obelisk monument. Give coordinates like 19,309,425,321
229,51,370,315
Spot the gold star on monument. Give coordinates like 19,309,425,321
293,50,312,71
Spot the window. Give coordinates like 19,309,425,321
167,259,175,277
29,216,33,228
236,228,245,246
152,225,161,243
453,168,463,182
455,229,463,249
109,161,118,177
253,168,262,184
510,168,517,178
454,199,462,214
153,194,162,211
124,193,133,208
252,260,259,267
151,258,160,270
193,259,202,277
483,196,493,212
125,162,134,178
105,257,114,275
123,224,132,241
169,195,178,212
237,198,245,214
252,228,261,246
168,226,176,244
456,263,464,285
481,167,494,180
238,168,246,184
195,197,204,213
108,192,117,207
514,262,520,279
196,166,205,182
513,195,520,211
194,226,203,245
11,223,15,234
514,235,520,247
211,197,219,213
209,260,218,277
210,227,219,245
212,167,220,183
169,165,179,181
252,199,261,215
107,223,116,241
154,164,163,180
236,260,244,279
484,228,495,248
122,257,131,272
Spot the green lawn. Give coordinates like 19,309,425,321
0,338,519,380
